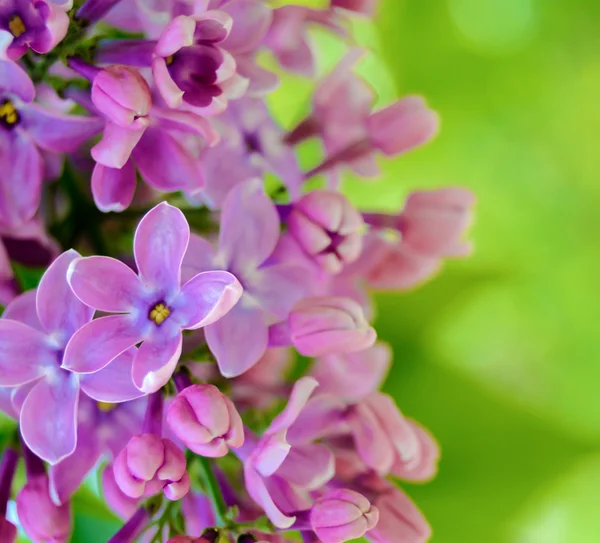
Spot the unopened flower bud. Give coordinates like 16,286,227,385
91,66,151,129
367,97,438,157
287,191,364,274
330,0,376,16
289,297,376,357
201,528,228,543
398,188,475,258
16,475,70,543
311,489,379,543
167,384,244,457
113,434,190,501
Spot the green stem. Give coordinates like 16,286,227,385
197,457,228,528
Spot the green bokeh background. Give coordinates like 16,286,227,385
3,0,600,541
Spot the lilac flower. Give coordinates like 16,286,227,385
152,7,246,115
0,250,143,464
190,97,302,209
49,397,146,505
0,33,102,227
63,202,243,392
183,179,307,377
236,377,334,529
0,0,68,60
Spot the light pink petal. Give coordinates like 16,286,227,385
173,270,242,329
91,121,147,169
235,55,279,97
152,56,184,109
3,290,42,330
20,372,79,464
181,234,217,278
218,179,280,272
20,104,102,153
221,0,272,54
67,256,144,313
151,107,219,146
91,160,137,213
0,49,35,101
244,465,295,529
205,302,268,378
134,202,190,292
249,264,307,320
62,315,144,374
132,332,183,393
277,442,335,490
37,250,94,338
0,319,50,386
268,376,318,434
253,432,290,477
370,489,431,543
80,348,144,402
391,421,440,482
155,15,196,57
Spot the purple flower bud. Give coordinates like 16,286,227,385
398,188,475,258
367,97,438,157
166,384,244,457
289,297,376,357
113,434,190,501
311,489,379,543
15,475,70,543
91,65,151,129
0,518,16,543
287,191,364,274
330,0,377,16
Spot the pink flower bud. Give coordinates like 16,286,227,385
289,297,376,357
330,0,377,16
16,475,70,543
91,65,151,129
101,464,139,520
398,188,475,258
113,434,190,501
166,384,244,457
311,489,379,543
287,191,364,274
367,96,438,157
0,517,16,543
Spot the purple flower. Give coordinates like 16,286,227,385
49,396,146,505
0,33,102,228
310,489,379,543
152,8,246,115
237,377,334,529
190,97,302,209
63,202,243,393
0,250,143,464
166,384,244,457
183,179,307,377
0,0,68,60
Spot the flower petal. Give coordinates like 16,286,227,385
0,320,52,386
218,178,280,272
277,442,335,490
67,256,144,313
181,234,217,279
80,348,144,402
20,104,102,153
3,290,43,330
221,0,272,54
37,250,94,339
0,54,35,101
20,372,80,465
62,315,144,374
152,56,184,109
132,332,182,393
155,15,196,57
172,270,242,330
91,121,146,169
91,160,137,213
205,302,268,378
248,264,307,320
133,202,190,293
268,376,318,434
0,131,43,228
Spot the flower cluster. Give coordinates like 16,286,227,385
0,0,475,542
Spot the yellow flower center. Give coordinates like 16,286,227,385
165,55,174,66
97,401,117,412
149,302,171,325
0,100,19,128
8,16,26,38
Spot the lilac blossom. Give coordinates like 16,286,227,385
0,33,102,228
0,250,143,464
63,202,243,392
0,0,68,60
183,179,307,377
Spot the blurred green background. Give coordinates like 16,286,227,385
5,0,600,541
350,0,600,541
